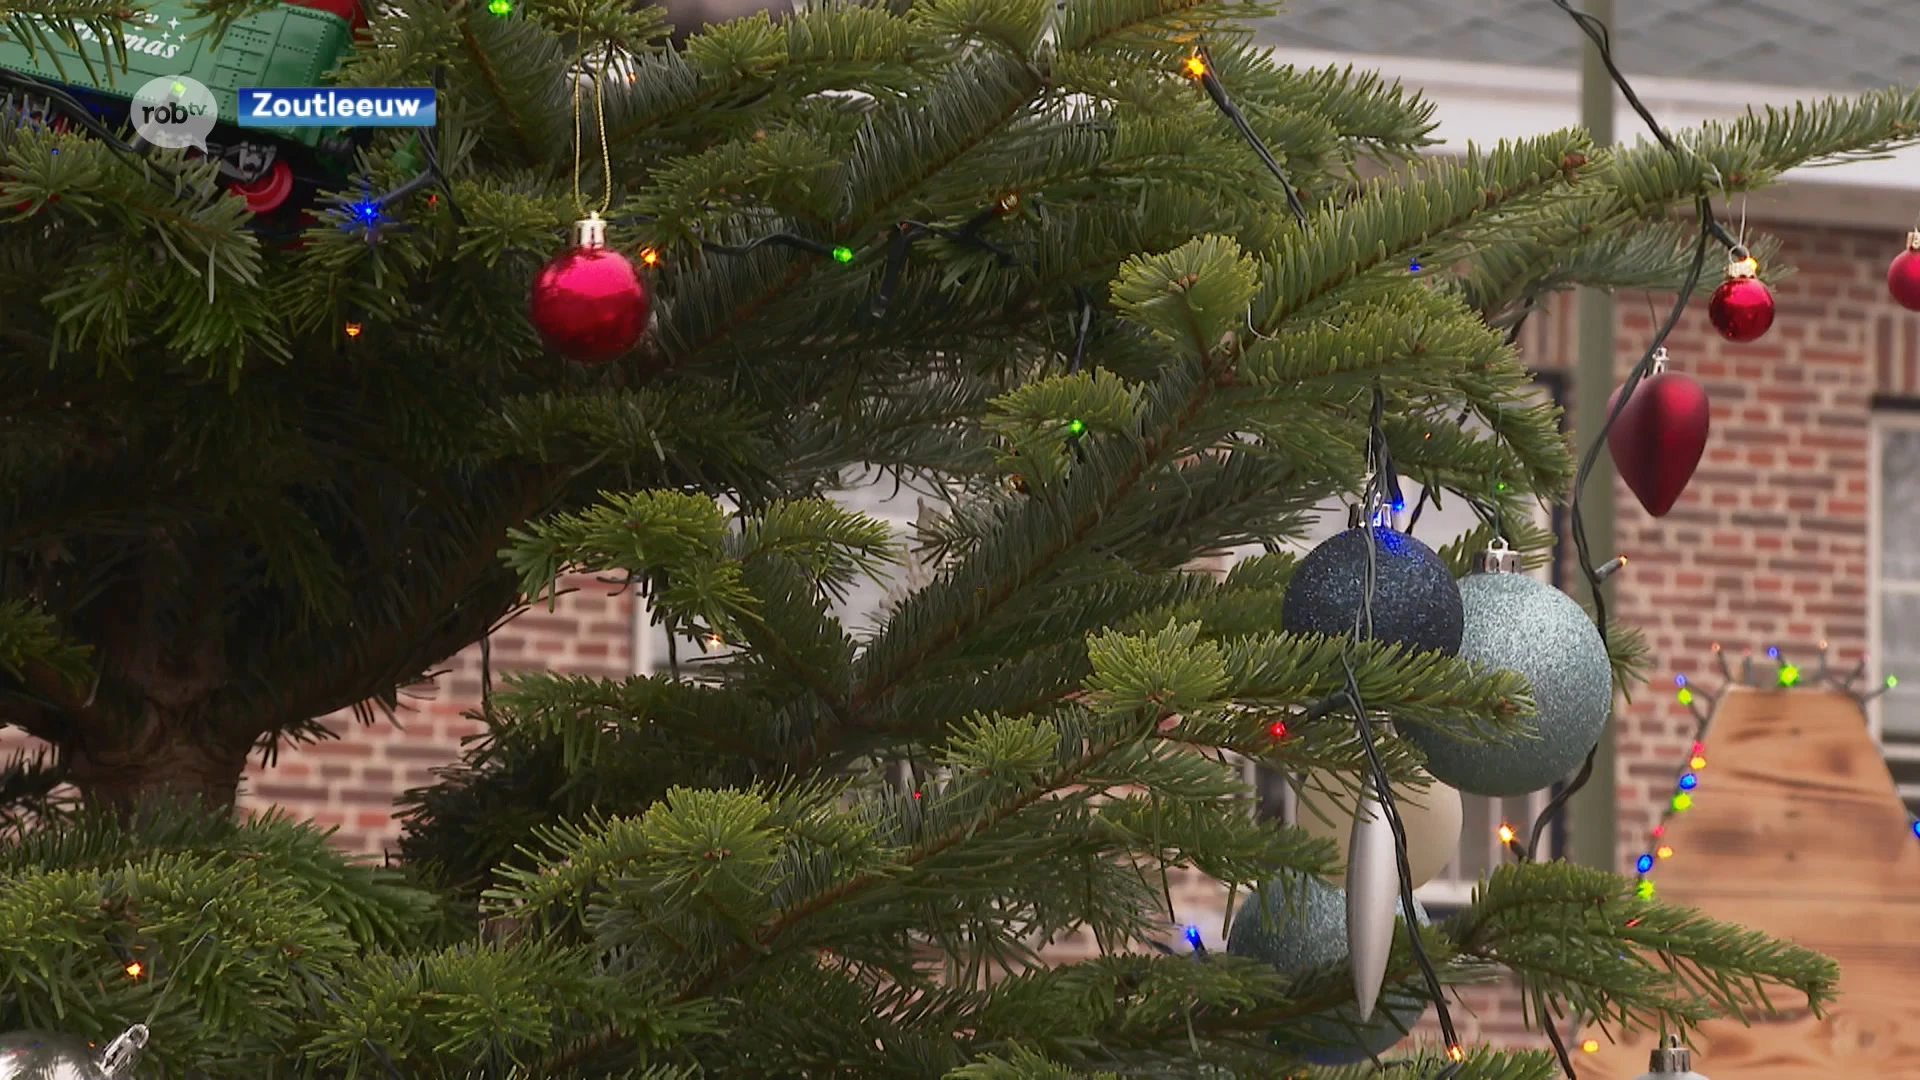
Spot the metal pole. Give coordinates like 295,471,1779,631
1568,0,1618,873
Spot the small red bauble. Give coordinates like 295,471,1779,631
1707,255,1773,343
1606,349,1710,518
529,213,651,363
1890,232,1920,311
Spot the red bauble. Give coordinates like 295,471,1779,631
1890,233,1920,311
530,215,651,362
1606,354,1710,518
1707,258,1773,343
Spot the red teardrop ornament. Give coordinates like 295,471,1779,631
529,214,651,363
1890,232,1920,311
1708,273,1773,343
1606,357,1711,518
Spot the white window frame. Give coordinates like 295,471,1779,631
1867,411,1920,815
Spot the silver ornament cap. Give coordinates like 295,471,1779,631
1634,1035,1709,1080
1478,537,1519,575
571,212,609,250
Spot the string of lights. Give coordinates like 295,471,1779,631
1177,42,1477,1075
1516,643,1912,1061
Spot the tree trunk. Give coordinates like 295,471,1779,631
64,708,252,812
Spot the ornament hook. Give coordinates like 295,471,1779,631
1650,346,1668,374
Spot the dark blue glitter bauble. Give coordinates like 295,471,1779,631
1281,528,1464,656
1226,871,1429,1066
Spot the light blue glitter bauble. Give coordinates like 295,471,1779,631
1226,871,1428,1066
1402,572,1613,797
0,1030,109,1080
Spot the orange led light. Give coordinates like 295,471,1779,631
1447,1045,1465,1062
639,247,660,267
344,322,362,338
705,633,725,649
1581,1039,1600,1054
1656,845,1674,859
1690,756,1706,770
1183,56,1208,78
124,961,143,978
1497,823,1516,844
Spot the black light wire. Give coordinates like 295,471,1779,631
1522,0,1747,870
1347,385,1465,1077
1193,46,1310,227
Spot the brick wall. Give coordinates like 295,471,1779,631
1517,221,1886,870
238,574,636,855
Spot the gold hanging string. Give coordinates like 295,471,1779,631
571,51,614,218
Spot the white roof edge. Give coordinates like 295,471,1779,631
1261,47,1920,223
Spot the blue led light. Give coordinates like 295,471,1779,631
1183,925,1203,949
343,192,385,230
1391,498,1406,512
1767,646,1780,660
1674,674,1687,687
1408,261,1421,273
1912,819,1919,839
1635,854,1654,874
1678,773,1698,790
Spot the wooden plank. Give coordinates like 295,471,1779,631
1582,690,1920,1080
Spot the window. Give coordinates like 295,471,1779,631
1868,411,1920,818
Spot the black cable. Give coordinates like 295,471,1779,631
1542,1002,1578,1080
1523,0,1749,874
872,221,918,317
1350,384,1463,1061
1068,286,1093,374
1193,47,1309,227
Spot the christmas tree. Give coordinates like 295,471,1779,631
2,0,1916,1074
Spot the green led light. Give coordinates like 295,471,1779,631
1889,675,1901,689
1676,687,1693,706
831,245,853,263
1671,793,1692,812
171,80,186,96
1777,663,1799,688
487,0,511,13
1636,880,1655,899
1495,481,1508,492
1066,418,1086,437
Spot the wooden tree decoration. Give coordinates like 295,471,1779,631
1579,649,1920,1080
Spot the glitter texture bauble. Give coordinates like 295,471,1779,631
1280,528,1464,657
1293,769,1463,889
0,1031,110,1080
1227,871,1428,1066
530,216,651,363
1402,573,1613,797
1889,234,1920,312
1605,363,1710,518
1706,266,1773,343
